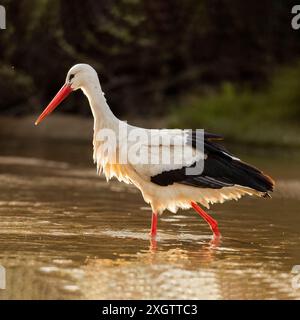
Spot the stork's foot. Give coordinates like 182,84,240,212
150,212,158,238
149,237,157,251
210,234,221,247
191,201,221,237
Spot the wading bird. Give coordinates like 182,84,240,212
35,64,274,239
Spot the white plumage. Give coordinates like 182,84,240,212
92,122,261,214
35,64,274,237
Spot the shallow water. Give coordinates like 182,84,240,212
0,138,299,299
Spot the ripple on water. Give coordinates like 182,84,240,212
0,148,300,299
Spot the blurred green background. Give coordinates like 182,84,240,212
1,0,300,145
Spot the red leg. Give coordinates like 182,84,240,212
149,237,157,252
150,212,158,237
191,201,221,237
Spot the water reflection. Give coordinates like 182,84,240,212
0,139,299,299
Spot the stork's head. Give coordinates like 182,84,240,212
66,64,98,91
35,64,98,125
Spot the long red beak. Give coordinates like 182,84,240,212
35,84,73,125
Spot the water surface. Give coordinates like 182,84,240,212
0,138,299,299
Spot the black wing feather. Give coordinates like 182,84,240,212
151,131,274,193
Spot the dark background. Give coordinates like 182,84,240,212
0,0,300,144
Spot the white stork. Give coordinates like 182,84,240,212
35,64,274,238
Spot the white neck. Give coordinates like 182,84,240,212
81,80,119,132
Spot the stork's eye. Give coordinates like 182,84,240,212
69,74,75,82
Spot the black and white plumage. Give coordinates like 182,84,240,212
93,125,274,215
35,64,275,238
151,131,273,193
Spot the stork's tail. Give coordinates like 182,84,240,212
230,159,275,196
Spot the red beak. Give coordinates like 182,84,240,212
35,84,73,125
